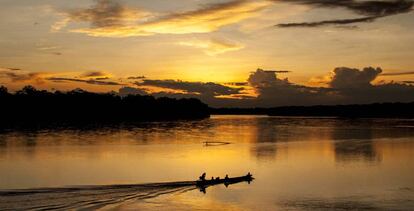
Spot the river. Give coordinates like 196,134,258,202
1,116,413,210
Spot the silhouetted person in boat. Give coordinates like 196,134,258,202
224,174,230,188
199,172,206,181
246,172,253,184
215,177,220,181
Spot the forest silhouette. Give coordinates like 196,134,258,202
0,85,210,128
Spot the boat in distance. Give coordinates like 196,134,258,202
196,173,254,187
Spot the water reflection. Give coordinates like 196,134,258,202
250,118,279,160
0,116,414,210
246,117,414,164
333,140,381,163
0,118,413,171
1,117,414,164
330,120,379,163
279,197,379,210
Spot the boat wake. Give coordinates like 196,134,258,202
0,181,197,210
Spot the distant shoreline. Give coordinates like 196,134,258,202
211,102,414,118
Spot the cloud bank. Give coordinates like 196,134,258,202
2,66,413,107
136,79,244,97
121,67,414,107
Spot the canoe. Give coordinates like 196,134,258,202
196,175,253,187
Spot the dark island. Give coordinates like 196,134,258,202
0,85,210,128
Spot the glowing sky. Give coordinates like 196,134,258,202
0,0,414,106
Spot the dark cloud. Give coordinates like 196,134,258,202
274,70,291,73
136,79,243,97
48,77,124,86
238,67,414,107
94,77,111,80
247,68,335,106
277,16,377,27
119,89,246,107
119,86,148,96
274,0,413,27
225,82,249,86
68,0,132,28
277,0,413,16
7,67,21,71
259,69,291,73
129,79,249,107
80,71,109,78
326,67,414,104
127,76,146,80
0,71,46,84
114,67,414,107
381,71,414,76
330,67,382,89
248,68,295,88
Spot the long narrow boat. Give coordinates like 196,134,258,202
196,174,254,187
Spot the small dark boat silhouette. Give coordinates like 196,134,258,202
196,173,254,188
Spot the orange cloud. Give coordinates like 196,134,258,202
0,69,51,85
56,0,270,37
79,71,112,79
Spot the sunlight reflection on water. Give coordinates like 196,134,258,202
1,116,414,210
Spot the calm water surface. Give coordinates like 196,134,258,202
1,116,414,210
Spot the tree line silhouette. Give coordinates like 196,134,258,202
211,102,414,118
0,85,210,128
1,85,413,129
267,103,414,118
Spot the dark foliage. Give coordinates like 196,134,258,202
0,85,209,128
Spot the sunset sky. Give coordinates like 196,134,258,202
1,0,414,107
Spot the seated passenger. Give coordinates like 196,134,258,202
199,172,206,181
